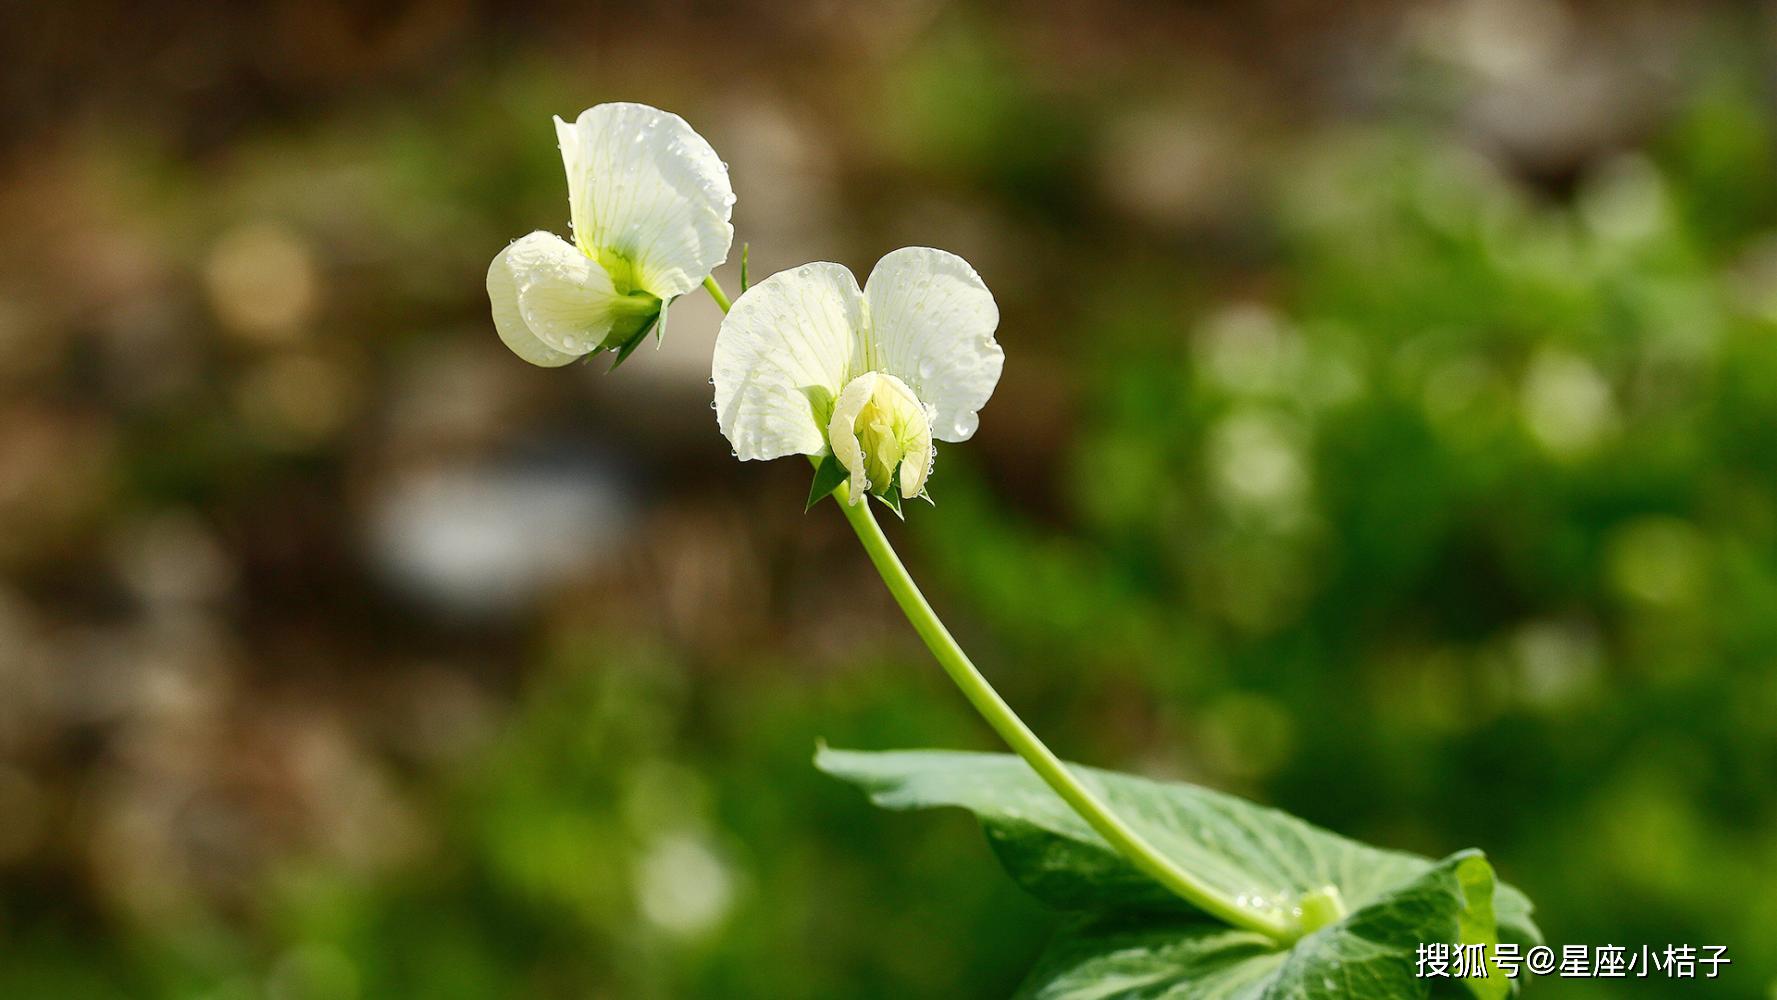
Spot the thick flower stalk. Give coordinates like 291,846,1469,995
486,113,1338,944
488,103,735,366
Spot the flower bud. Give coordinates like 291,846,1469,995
828,372,933,503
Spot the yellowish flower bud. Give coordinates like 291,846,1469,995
828,372,933,503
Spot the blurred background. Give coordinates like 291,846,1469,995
2,1,1776,996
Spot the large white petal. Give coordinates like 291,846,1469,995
713,263,864,461
503,231,621,357
488,236,580,367
561,103,735,299
555,114,587,243
862,247,1003,442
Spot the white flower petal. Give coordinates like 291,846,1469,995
561,103,735,299
862,247,1003,442
488,238,581,368
901,404,934,498
713,263,865,461
555,114,586,238
503,231,621,357
827,371,880,500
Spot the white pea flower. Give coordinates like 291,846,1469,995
488,103,735,367
712,247,1003,508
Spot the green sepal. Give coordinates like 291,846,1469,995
605,324,650,370
806,453,848,511
605,297,668,372
874,474,906,520
740,243,751,292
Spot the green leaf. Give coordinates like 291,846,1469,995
1015,853,1510,999
806,454,848,511
817,748,1540,999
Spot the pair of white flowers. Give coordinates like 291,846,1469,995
488,103,1003,507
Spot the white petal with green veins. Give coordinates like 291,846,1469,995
713,262,864,461
862,247,1003,443
559,103,735,300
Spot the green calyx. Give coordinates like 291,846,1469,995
602,290,662,347
593,247,662,359
603,292,667,370
593,248,664,353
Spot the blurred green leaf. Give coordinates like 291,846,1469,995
1016,852,1512,1000
819,748,1538,996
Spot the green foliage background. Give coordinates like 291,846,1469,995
1,3,1774,998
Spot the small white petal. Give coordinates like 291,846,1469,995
561,103,735,299
504,231,621,357
901,407,935,498
863,247,1003,442
713,263,864,461
488,238,580,367
555,114,585,239
828,371,880,500
901,457,927,498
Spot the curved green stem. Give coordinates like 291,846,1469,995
702,275,733,313
702,271,1311,941
832,487,1300,941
